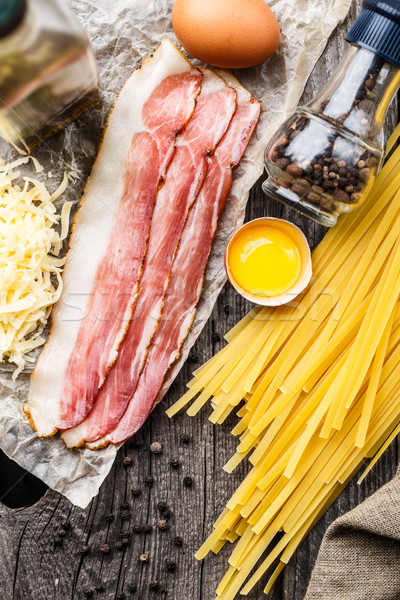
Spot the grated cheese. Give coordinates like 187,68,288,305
0,157,71,378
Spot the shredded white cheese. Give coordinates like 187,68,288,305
0,157,72,378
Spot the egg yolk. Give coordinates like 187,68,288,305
228,224,302,297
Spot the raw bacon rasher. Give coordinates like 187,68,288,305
25,40,202,437
87,72,261,448
62,68,238,448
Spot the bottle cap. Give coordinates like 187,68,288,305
346,0,400,67
0,0,26,38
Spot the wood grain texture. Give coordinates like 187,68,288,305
1,1,399,598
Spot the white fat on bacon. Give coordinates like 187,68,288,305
25,40,200,437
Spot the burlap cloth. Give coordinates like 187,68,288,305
305,468,400,599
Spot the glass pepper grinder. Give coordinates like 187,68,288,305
0,0,100,153
263,0,400,227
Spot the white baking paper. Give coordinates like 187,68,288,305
0,0,352,508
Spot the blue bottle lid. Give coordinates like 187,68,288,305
346,0,400,67
0,0,26,38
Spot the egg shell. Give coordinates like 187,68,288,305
224,218,312,307
172,0,280,69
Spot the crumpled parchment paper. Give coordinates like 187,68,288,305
0,0,352,509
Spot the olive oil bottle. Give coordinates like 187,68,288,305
0,0,100,152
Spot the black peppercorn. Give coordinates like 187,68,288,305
79,545,90,556
183,476,193,488
131,487,141,497
223,304,231,314
84,590,93,598
143,524,153,534
165,560,176,572
121,535,131,546
145,475,154,487
123,456,132,466
211,332,220,342
157,501,168,512
149,580,159,591
179,432,191,444
121,510,130,520
57,528,66,537
114,541,124,551
62,521,71,531
117,593,126,600
173,536,183,547
105,513,114,522
132,523,143,534
95,585,104,593
127,583,137,593
54,534,63,546
170,459,180,469
100,543,110,554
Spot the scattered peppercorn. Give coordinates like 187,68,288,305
79,545,90,556
163,509,172,520
179,432,191,444
120,501,130,510
150,441,162,454
132,523,143,534
121,510,131,520
127,583,137,593
61,521,71,531
84,590,93,598
157,519,168,531
105,513,114,522
183,476,193,488
143,524,153,534
223,304,231,315
95,585,104,593
121,535,131,546
114,540,124,551
211,332,220,343
131,487,141,497
57,528,66,537
53,533,63,546
157,501,168,513
145,475,154,487
123,456,132,466
149,580,159,591
117,593,126,600
100,543,110,554
165,560,176,572
139,553,149,563
170,458,180,469
173,536,183,547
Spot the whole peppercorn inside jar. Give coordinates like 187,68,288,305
263,0,400,227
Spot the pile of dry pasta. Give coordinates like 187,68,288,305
167,124,400,598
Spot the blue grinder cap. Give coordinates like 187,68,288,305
346,0,400,67
0,0,26,37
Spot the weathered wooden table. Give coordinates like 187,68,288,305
1,1,399,598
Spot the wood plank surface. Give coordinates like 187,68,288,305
1,1,399,599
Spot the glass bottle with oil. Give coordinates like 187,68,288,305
0,0,100,153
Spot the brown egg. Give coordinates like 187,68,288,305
172,0,280,69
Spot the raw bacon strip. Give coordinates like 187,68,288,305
88,74,261,448
61,69,237,449
59,71,202,430
24,40,201,437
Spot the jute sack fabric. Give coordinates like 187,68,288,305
305,470,400,600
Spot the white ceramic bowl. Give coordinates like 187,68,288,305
224,217,312,306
